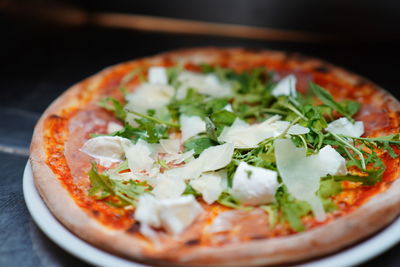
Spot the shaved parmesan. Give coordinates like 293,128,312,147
152,175,186,199
325,117,364,137
198,143,234,172
176,71,232,99
272,75,297,97
164,150,194,164
107,121,123,133
160,139,181,154
125,83,174,114
135,194,203,235
218,116,308,148
80,136,131,167
231,162,279,205
124,139,155,172
148,66,168,85
164,157,204,180
274,139,348,221
190,172,226,204
180,115,206,141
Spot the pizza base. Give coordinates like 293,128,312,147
30,47,400,266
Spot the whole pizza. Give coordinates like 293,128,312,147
30,48,400,265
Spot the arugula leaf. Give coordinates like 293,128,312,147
183,184,201,197
88,163,113,200
275,186,311,232
88,163,150,207
211,110,237,126
309,82,355,121
327,168,385,186
217,192,252,211
98,97,127,121
319,178,342,198
184,137,218,156
168,89,207,118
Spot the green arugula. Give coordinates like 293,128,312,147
88,163,150,207
98,97,127,121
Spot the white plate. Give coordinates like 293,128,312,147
23,161,400,267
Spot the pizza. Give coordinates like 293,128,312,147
30,48,400,266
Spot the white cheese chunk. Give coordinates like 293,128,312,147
180,115,206,141
135,194,203,235
271,75,297,97
152,174,186,199
318,145,348,176
125,83,174,114
148,66,168,85
274,139,348,221
198,143,234,172
135,194,161,228
160,139,181,154
107,121,123,134
80,136,131,167
124,139,155,172
190,172,226,204
231,162,279,205
176,71,232,99
158,195,203,235
325,117,364,137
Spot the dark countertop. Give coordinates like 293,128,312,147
0,18,399,266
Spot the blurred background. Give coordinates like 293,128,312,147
0,1,399,266
0,0,399,114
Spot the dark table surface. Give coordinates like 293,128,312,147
1,17,400,266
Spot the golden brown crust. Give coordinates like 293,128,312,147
30,47,400,266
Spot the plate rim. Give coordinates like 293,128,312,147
23,161,400,267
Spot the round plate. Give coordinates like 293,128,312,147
23,161,400,267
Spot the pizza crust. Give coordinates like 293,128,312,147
30,47,400,266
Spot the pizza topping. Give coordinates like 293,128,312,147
124,139,155,173
135,194,203,235
274,139,348,221
80,136,131,167
148,66,168,85
107,121,123,134
190,171,226,204
218,116,308,148
125,83,174,114
84,63,400,235
325,117,364,137
231,161,279,205
179,115,206,141
271,74,297,97
176,71,232,99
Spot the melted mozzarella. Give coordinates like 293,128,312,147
274,139,348,221
176,71,232,99
80,136,131,167
325,117,364,137
125,83,174,114
190,172,226,204
231,162,279,205
148,66,168,85
180,115,206,141
271,75,297,97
